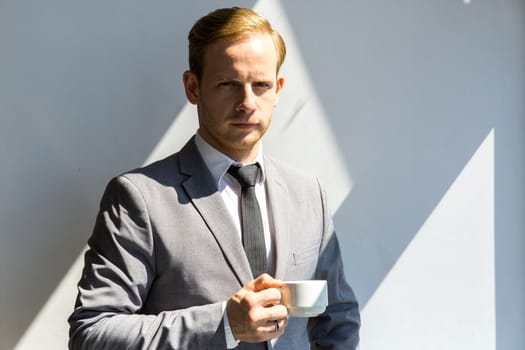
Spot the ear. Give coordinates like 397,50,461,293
183,70,200,105
273,75,285,106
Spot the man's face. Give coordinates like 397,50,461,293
184,34,284,163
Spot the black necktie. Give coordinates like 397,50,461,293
228,164,267,278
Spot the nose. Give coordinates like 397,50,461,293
236,85,256,113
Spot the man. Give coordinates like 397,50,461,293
68,7,360,349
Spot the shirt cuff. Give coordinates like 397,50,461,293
222,301,240,349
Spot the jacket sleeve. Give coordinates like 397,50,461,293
68,176,227,350
307,179,360,349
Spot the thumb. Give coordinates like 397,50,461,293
252,273,284,292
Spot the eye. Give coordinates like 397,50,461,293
253,81,272,89
219,81,236,88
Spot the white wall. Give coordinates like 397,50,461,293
1,1,523,349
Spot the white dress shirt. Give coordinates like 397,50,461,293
194,133,276,348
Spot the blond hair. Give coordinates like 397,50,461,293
188,7,286,80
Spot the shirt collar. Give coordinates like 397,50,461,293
194,133,266,188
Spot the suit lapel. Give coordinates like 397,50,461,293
264,158,292,280
179,138,253,286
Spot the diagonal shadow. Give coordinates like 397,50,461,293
279,0,498,307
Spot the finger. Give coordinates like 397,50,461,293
243,299,287,327
277,317,288,331
249,287,282,307
261,304,288,321
261,317,288,335
267,320,280,334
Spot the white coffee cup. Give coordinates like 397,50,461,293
281,280,328,317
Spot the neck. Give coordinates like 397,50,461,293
229,145,260,164
196,131,261,164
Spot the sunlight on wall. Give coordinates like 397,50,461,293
14,249,86,349
359,129,495,349
256,0,353,211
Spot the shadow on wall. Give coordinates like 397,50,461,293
0,1,256,349
280,0,499,305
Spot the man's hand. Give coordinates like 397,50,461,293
226,274,288,343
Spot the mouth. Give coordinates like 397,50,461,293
230,122,258,130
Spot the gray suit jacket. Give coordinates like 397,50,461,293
68,137,360,349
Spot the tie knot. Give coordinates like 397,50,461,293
228,164,260,188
